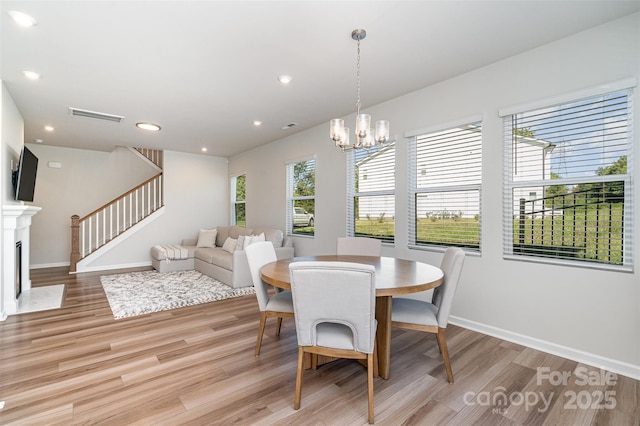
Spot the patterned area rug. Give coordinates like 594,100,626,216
100,269,255,319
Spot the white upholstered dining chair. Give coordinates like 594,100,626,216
245,241,294,356
336,236,382,256
391,247,465,383
289,261,378,424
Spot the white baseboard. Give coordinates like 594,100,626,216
31,261,70,269
449,315,640,381
71,261,152,274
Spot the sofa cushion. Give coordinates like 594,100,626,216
216,226,230,247
215,225,253,247
229,225,253,239
151,244,196,261
252,227,284,248
195,247,233,270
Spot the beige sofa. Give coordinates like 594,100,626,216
151,225,294,288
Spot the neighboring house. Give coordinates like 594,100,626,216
356,145,395,219
511,134,555,218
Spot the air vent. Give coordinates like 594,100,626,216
281,122,298,129
69,107,124,123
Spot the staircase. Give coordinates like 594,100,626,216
70,149,164,272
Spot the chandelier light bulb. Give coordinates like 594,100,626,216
356,114,371,138
375,120,390,143
330,119,345,142
340,128,350,148
362,128,375,148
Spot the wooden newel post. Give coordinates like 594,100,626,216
70,215,80,273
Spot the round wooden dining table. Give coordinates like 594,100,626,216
260,255,444,380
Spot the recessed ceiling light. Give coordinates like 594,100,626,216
278,75,292,84
136,122,161,131
253,120,262,126
35,139,43,143
22,70,42,80
201,147,208,152
44,125,54,132
8,10,37,27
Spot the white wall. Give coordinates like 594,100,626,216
229,14,640,376
1,82,25,319
2,83,23,203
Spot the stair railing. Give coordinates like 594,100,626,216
70,172,163,272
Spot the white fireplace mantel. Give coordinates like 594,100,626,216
2,204,41,318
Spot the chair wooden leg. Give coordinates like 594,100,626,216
437,327,454,383
372,338,379,378
275,317,283,336
294,347,305,410
255,312,267,356
367,352,375,424
311,353,318,370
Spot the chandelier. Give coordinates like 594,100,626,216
330,29,390,151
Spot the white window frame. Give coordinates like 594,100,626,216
500,79,635,271
286,156,316,237
230,173,246,226
346,143,396,243
406,117,483,252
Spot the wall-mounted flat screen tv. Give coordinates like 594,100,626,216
13,145,39,202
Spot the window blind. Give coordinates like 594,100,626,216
347,143,395,242
409,122,482,251
503,88,633,269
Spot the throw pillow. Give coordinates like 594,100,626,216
196,229,217,248
222,237,238,253
241,232,267,250
237,235,247,250
250,232,266,246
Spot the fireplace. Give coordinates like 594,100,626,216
2,204,41,318
15,241,22,299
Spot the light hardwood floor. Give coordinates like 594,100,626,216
1,267,638,425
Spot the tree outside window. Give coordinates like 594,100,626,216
232,174,246,226
287,159,315,236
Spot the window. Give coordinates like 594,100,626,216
286,158,315,236
347,143,395,242
408,120,482,251
231,174,246,226
502,86,633,269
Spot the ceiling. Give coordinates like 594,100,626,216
2,1,639,158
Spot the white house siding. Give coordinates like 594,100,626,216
356,146,395,219
512,136,555,218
